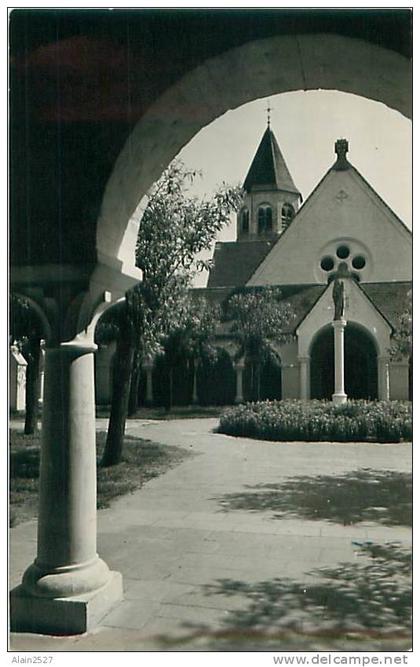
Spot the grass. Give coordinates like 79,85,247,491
9,429,192,527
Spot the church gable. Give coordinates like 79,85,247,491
247,154,412,287
296,277,392,358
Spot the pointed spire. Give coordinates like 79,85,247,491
243,125,301,198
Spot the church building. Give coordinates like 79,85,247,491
197,123,412,404
94,122,412,408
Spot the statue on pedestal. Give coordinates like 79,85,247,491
333,279,345,320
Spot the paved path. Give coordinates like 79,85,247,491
10,418,412,651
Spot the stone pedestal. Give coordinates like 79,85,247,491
234,358,245,404
298,355,310,399
10,339,123,634
332,319,347,404
10,346,27,412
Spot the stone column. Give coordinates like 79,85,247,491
332,319,347,404
191,357,199,405
10,338,123,634
378,355,390,400
298,355,310,400
37,342,46,406
10,345,27,411
234,358,245,404
143,355,154,406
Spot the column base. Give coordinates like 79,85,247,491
234,397,244,404
332,393,347,405
10,571,123,635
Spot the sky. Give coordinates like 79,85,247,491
174,90,412,287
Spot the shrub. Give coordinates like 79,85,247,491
218,400,412,443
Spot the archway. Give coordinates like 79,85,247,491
10,12,411,636
244,355,282,402
197,349,236,406
97,33,412,270
310,323,378,400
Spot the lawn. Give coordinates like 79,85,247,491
9,429,192,527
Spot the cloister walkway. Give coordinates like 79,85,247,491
10,418,411,651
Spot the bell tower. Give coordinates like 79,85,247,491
237,109,302,240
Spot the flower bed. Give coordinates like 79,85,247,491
218,400,412,443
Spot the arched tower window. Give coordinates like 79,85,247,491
281,203,295,230
241,209,249,234
258,205,273,234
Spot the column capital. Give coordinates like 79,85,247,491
45,335,98,357
235,358,246,370
332,318,347,330
298,355,310,362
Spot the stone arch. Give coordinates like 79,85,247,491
310,321,379,400
197,347,236,406
10,292,52,344
243,348,282,402
96,33,411,273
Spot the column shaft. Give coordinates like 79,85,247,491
332,319,347,404
378,356,390,400
11,340,123,633
235,362,245,403
145,367,154,403
298,356,310,400
192,358,199,404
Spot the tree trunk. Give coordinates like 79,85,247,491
127,351,141,416
101,332,135,467
23,337,41,435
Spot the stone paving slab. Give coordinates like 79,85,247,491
9,418,412,651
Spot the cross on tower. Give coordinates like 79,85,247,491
266,100,271,127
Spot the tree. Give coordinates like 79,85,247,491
225,288,294,401
390,289,412,360
10,295,44,434
100,160,242,466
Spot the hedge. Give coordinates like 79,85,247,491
218,400,412,443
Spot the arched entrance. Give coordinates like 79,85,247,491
310,323,378,400
197,349,236,405
243,356,282,402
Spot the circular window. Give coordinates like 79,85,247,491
336,245,350,259
352,255,366,270
320,256,335,272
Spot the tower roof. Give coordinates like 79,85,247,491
243,126,301,197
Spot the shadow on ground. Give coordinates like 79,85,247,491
214,468,412,526
156,543,412,651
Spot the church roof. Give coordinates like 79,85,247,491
361,282,411,330
207,240,275,288
243,126,301,196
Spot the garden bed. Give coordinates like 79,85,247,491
218,400,412,443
